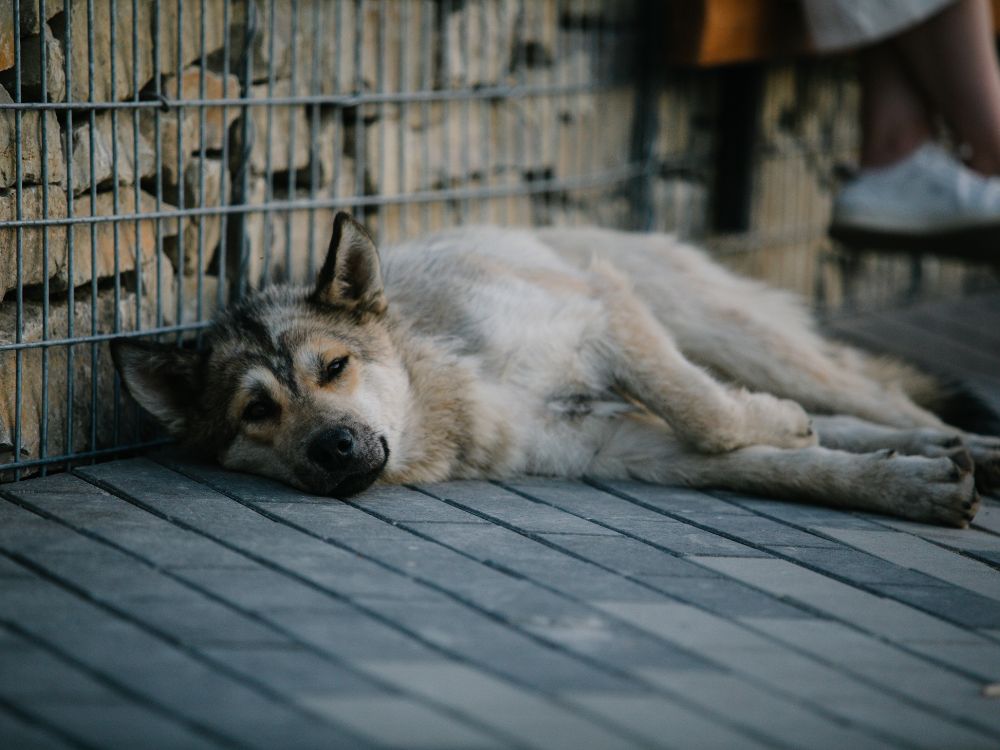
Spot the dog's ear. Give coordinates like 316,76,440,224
313,212,386,315
111,339,206,435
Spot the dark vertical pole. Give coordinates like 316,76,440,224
710,65,763,232
230,0,257,300
628,0,666,231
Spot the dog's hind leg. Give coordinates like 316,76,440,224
589,416,979,527
811,415,966,457
590,262,817,453
811,415,1000,494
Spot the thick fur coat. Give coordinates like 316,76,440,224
113,215,1000,527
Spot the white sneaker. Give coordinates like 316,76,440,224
830,143,1000,254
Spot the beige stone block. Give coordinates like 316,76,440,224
70,110,155,195
155,0,228,76
158,271,221,328
537,192,631,228
143,67,240,186
361,0,430,94
242,178,347,288
650,177,709,237
517,0,558,66
60,190,179,292
0,84,63,188
223,0,356,94
50,0,154,103
317,113,358,191
369,201,450,247
535,87,635,180
368,104,510,195
444,0,518,87
162,158,229,275
246,79,311,176
652,76,717,163
0,185,67,302
0,22,66,101
0,0,62,73
0,288,144,472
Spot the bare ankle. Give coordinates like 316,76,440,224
860,133,930,170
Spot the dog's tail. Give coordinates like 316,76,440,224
860,352,1000,435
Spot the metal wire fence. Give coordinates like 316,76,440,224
1,1,992,480
0,0,662,478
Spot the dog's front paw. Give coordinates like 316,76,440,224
739,392,817,450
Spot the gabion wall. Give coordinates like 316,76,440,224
0,0,658,477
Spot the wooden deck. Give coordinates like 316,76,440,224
2,292,1000,750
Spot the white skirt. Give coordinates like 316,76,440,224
801,0,957,52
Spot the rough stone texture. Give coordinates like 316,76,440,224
157,270,221,328
557,88,636,178
162,158,229,275
242,176,352,288
369,201,450,247
0,0,63,41
650,178,709,237
245,79,312,177
220,0,357,95
0,1,63,72
142,67,240,187
366,104,524,195
444,0,518,88
70,111,155,196
0,84,63,188
49,0,154,104
154,0,228,77
0,22,66,102
317,112,352,188
0,290,143,469
0,185,67,302
360,0,426,94
60,190,178,293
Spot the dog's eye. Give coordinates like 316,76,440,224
243,398,277,423
323,356,349,383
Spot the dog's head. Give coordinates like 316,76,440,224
113,213,408,497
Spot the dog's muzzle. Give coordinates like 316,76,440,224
306,428,388,497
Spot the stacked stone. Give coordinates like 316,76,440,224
0,0,647,474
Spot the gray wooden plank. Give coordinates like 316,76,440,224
813,527,1000,603
0,707,76,750
0,504,378,749
693,557,997,662
80,459,650,747
418,483,998,747
166,461,834,749
639,670,895,750
491,482,1000,735
740,618,1000,730
602,603,995,750
3,473,544,750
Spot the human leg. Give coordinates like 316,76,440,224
894,0,1000,175
860,44,934,169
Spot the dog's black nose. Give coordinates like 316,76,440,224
308,427,355,469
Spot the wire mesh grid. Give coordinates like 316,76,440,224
0,0,666,479
704,57,999,312
2,2,993,480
